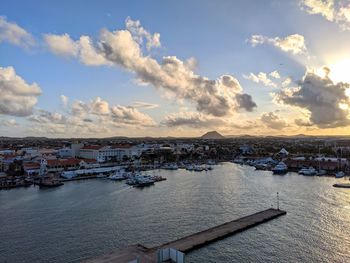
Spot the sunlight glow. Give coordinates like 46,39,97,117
329,58,350,83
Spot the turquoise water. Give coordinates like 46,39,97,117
1,163,349,262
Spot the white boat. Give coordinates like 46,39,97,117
272,162,288,175
335,171,345,178
298,167,317,176
193,165,205,172
109,169,127,181
186,164,194,171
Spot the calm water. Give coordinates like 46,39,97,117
1,163,350,263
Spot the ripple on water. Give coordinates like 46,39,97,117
0,163,349,263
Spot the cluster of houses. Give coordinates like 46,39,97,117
0,142,200,178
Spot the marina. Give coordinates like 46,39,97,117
1,163,349,263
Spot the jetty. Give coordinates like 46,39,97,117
86,208,286,263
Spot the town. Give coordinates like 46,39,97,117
1,132,350,190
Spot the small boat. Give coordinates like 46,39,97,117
272,162,288,175
133,175,155,187
298,167,317,176
37,178,64,188
186,164,194,171
162,163,178,170
193,165,205,172
335,171,345,178
109,169,127,181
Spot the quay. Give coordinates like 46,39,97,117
86,208,286,263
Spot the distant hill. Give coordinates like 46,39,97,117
200,131,225,139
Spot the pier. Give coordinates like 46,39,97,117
86,208,286,263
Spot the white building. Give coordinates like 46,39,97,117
78,144,141,162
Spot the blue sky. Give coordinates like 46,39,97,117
1,0,350,137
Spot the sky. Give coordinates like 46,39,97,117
2,0,350,137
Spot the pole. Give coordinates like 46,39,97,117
277,192,279,210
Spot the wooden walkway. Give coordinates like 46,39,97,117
85,208,286,263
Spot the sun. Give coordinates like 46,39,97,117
328,58,350,84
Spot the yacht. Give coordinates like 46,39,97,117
298,167,317,176
272,162,288,175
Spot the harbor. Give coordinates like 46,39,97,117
1,162,349,263
86,208,286,263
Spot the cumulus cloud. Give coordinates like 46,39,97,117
28,109,67,124
249,34,307,55
243,72,277,87
300,0,350,30
110,105,156,126
45,18,256,117
125,16,161,50
162,112,226,128
0,66,41,117
0,16,35,48
260,112,288,130
273,69,350,128
28,97,157,136
44,34,111,66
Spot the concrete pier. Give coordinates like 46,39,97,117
86,208,286,263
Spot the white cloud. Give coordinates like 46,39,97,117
44,33,78,57
0,66,41,117
162,112,226,128
45,18,257,117
300,0,350,30
44,34,111,66
125,17,161,50
269,70,281,79
273,68,350,128
0,16,35,48
60,95,68,107
243,72,277,87
249,34,307,55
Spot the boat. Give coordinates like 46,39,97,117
108,169,127,181
37,177,64,188
186,164,194,171
298,167,317,176
162,163,178,170
193,165,205,172
272,162,288,175
133,175,155,187
335,171,345,178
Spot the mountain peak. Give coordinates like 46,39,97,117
200,131,225,139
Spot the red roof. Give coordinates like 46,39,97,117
47,158,81,166
23,163,40,169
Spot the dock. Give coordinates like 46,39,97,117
86,208,286,263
